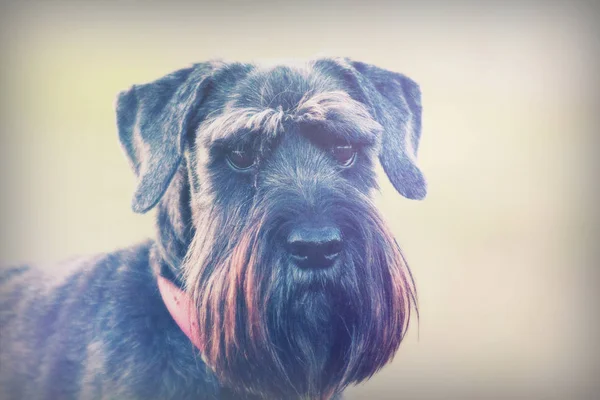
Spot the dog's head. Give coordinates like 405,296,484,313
116,58,425,399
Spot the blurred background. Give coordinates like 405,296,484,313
0,1,598,399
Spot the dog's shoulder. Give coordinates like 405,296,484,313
0,241,155,319
1,242,219,400
0,241,177,399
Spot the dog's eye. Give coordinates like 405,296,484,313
331,145,356,167
226,150,255,171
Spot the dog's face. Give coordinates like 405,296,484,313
116,59,426,399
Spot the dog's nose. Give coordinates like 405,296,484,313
286,225,342,269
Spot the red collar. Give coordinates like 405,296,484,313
157,275,203,350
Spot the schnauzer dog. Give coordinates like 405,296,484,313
0,58,426,400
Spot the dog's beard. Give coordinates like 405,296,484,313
182,190,416,400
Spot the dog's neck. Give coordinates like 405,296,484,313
156,271,203,351
151,240,186,287
151,166,195,288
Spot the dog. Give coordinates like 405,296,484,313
0,58,426,400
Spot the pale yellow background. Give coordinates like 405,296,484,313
0,1,598,399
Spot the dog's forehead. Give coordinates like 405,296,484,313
198,61,382,148
233,62,337,109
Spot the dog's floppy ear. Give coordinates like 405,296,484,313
116,64,213,213
349,61,427,200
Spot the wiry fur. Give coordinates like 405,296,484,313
0,58,425,400
201,90,383,144
184,169,416,399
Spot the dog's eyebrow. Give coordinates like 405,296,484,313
199,106,283,147
198,90,382,147
292,91,383,144
298,116,380,146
